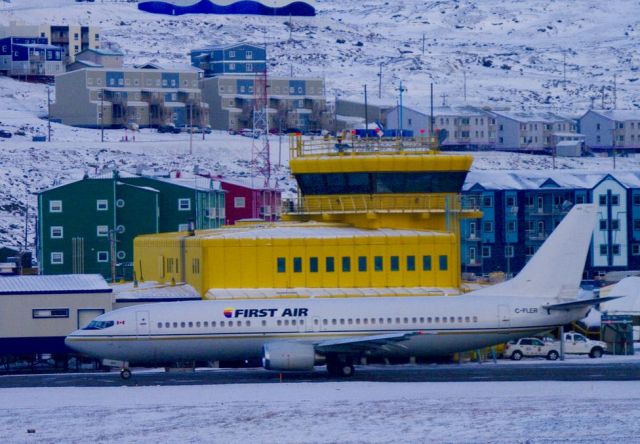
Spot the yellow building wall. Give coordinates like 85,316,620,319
135,230,459,296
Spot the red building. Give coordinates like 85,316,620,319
218,179,281,225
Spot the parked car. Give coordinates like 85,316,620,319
157,124,181,134
0,129,12,138
503,337,560,361
239,128,261,138
562,332,607,358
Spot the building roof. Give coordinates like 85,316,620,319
79,48,124,57
70,60,103,68
192,42,262,52
182,222,451,241
583,109,640,122
463,170,640,191
112,281,200,302
0,274,112,295
489,110,571,123
15,43,60,50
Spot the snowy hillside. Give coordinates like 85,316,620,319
1,0,640,249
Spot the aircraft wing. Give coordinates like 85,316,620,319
544,296,622,311
315,332,422,355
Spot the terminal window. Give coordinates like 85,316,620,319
390,256,399,271
293,257,302,273
439,255,448,271
358,256,367,272
277,257,286,273
423,255,432,271
309,257,319,273
33,308,69,319
325,257,335,272
374,256,383,271
407,255,416,271
342,257,351,272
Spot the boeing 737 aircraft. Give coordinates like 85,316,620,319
66,204,618,379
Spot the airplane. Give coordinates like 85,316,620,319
66,204,619,379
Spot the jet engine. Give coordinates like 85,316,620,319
262,342,317,371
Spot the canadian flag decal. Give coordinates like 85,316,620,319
117,320,126,325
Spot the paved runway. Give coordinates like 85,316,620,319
2,358,640,387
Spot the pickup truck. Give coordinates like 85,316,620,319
503,337,560,361
562,332,607,358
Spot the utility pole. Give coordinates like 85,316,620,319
101,88,105,143
364,84,369,140
398,81,406,142
601,86,605,109
377,62,382,99
430,83,434,145
440,92,448,106
463,70,467,103
47,86,52,142
288,13,293,41
189,103,193,155
613,74,617,110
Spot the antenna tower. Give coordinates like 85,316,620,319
252,69,271,188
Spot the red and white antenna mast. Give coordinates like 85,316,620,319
252,69,271,188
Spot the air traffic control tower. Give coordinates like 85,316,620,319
134,136,479,298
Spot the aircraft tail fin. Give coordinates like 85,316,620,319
470,204,597,299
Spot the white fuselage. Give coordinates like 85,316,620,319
65,294,588,365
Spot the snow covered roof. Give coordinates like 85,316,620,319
463,170,640,191
489,110,571,123
0,274,111,295
584,109,640,121
80,48,124,57
194,223,449,240
112,281,200,301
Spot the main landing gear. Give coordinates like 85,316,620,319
326,355,355,377
120,368,132,380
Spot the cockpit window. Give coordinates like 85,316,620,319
82,320,115,330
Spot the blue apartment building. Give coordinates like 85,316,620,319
461,171,640,279
190,43,266,77
0,36,64,79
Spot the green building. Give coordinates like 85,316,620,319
37,171,225,281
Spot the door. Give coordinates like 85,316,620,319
498,304,511,328
77,309,105,329
136,311,150,335
469,222,477,239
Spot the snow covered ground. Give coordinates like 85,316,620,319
2,0,640,248
1,379,639,443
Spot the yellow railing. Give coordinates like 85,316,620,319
289,133,439,158
282,194,480,215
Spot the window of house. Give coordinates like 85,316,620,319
576,195,585,204
49,200,62,213
326,257,335,272
97,225,109,237
599,195,607,206
234,197,246,208
178,198,191,211
358,256,367,272
634,219,640,231
599,244,608,256
48,250,64,265
632,244,640,256
293,257,302,273
599,220,607,230
342,257,351,272
526,246,535,256
611,195,620,206
612,244,621,255
97,199,108,211
97,251,109,263
506,196,515,206
50,226,63,239
483,221,493,233
481,246,491,258
611,219,620,230
482,196,493,207
507,220,516,232
634,195,640,206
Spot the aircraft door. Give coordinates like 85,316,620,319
498,304,511,328
136,311,150,336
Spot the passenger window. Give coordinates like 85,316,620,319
403,317,409,324
234,321,239,327
379,318,384,324
165,322,170,328
427,317,432,323
387,318,392,324
332,319,337,325
412,317,417,323
473,316,478,322
395,317,400,324
457,317,463,323
196,321,201,328
371,318,376,324
157,322,162,328
181,322,186,328
245,320,250,327
284,320,290,326
292,319,297,326
212,321,216,327
348,319,353,325
262,320,267,327
188,322,193,328
356,319,361,325
449,317,455,323
435,317,440,323
442,317,447,323
419,317,424,323
220,321,225,327
340,319,345,325
314,319,319,325
277,320,282,326
465,316,470,323
204,321,208,327
300,320,304,325
173,322,178,328
323,319,328,325
363,318,368,325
